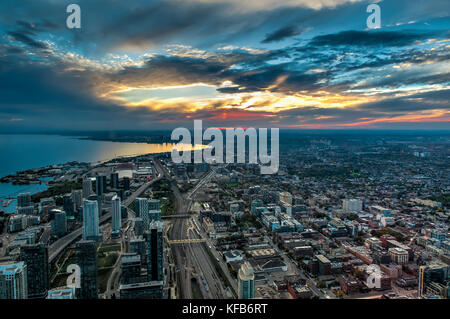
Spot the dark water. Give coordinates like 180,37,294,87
0,134,180,213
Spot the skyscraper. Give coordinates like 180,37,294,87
145,221,163,282
95,175,107,196
110,172,119,189
71,189,83,211
122,177,130,191
82,178,93,198
149,210,162,223
17,193,31,208
148,199,160,211
75,240,98,299
19,243,49,299
135,198,149,229
130,238,147,265
62,194,74,215
121,253,142,285
134,198,148,219
0,261,28,299
111,195,121,238
238,262,255,299
51,209,67,238
148,199,161,223
82,200,100,241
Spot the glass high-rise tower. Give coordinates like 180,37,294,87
82,200,100,241
19,244,49,299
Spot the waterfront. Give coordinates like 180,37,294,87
0,134,186,178
0,134,190,213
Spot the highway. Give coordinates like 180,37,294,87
160,160,230,299
187,226,226,298
191,217,238,296
156,158,192,299
101,208,136,299
49,162,162,263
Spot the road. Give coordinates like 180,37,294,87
156,158,192,299
187,227,226,298
160,159,230,299
101,208,136,299
49,162,163,263
191,217,238,296
100,162,163,299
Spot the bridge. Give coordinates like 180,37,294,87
162,214,191,219
167,238,206,245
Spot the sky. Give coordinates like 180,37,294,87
0,0,449,132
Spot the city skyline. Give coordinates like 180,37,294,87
0,0,449,132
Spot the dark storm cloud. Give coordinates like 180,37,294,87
0,46,179,131
7,31,49,49
354,93,450,113
109,54,231,88
0,0,449,131
262,26,303,43
309,30,438,47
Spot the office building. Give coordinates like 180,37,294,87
82,200,100,241
111,195,121,238
130,238,147,264
134,198,148,219
95,175,107,196
17,206,34,215
121,206,128,220
62,194,74,216
418,263,449,298
19,244,49,299
119,281,163,299
148,199,160,211
122,177,130,190
51,209,67,238
145,221,163,282
17,193,31,208
389,247,409,265
238,262,255,299
279,192,292,205
82,178,93,198
149,210,161,222
134,218,144,237
0,261,28,299
75,240,98,299
342,199,363,212
316,255,332,275
111,172,119,189
121,253,142,285
71,189,83,211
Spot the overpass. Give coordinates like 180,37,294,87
161,214,191,219
49,211,112,262
167,238,206,245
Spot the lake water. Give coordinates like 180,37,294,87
0,134,185,213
